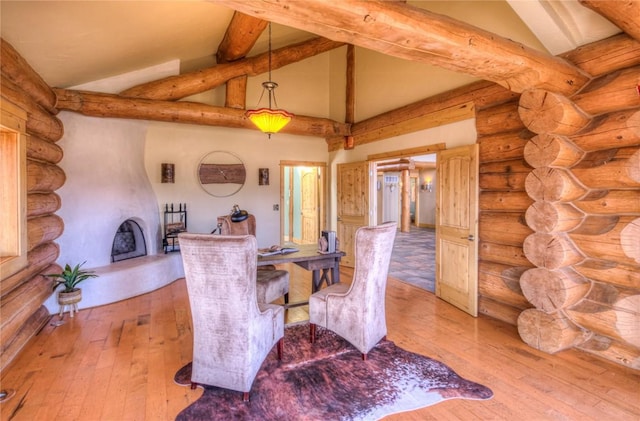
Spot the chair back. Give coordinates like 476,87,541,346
217,214,256,236
350,222,397,322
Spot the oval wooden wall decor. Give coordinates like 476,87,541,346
197,151,246,197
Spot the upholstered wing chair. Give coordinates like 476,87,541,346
217,213,289,304
178,233,284,401
309,222,397,359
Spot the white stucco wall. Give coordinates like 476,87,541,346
144,123,328,247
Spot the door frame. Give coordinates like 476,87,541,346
279,160,327,245
368,144,445,229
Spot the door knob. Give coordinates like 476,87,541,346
461,234,475,241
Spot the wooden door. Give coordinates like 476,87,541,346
337,161,369,267
300,168,318,244
435,144,479,316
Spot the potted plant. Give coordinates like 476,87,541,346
47,262,98,317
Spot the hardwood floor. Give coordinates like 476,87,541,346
1,264,638,420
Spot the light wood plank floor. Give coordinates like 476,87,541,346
1,264,638,420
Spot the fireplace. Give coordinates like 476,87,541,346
111,219,147,262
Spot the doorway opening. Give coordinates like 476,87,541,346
371,153,437,293
280,161,327,246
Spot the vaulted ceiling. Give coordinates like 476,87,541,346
0,0,621,91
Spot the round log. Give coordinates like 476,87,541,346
27,216,64,251
479,172,528,192
575,260,640,290
479,241,533,267
478,263,533,309
523,133,584,168
476,102,525,136
26,135,63,164
0,273,53,355
574,190,640,215
479,191,533,212
571,66,640,116
524,167,588,202
517,308,591,353
571,147,640,189
560,34,640,77
120,37,344,100
0,242,60,297
525,201,584,233
569,216,640,266
520,267,590,312
224,76,247,109
523,232,585,269
480,158,532,175
567,294,640,348
27,192,61,218
479,296,525,325
576,334,640,371
570,108,640,152
571,215,619,236
0,305,50,372
0,39,57,114
26,160,66,193
480,212,532,246
1,75,64,142
518,89,591,135
479,261,529,294
620,217,640,264
478,129,532,162
54,88,350,138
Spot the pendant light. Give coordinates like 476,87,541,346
246,22,293,138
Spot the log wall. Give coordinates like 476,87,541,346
476,34,640,369
0,39,64,372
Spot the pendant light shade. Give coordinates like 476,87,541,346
246,106,293,135
246,23,293,138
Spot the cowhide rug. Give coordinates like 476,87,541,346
174,323,492,420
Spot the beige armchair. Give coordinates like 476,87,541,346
309,222,397,359
178,233,284,401
217,213,288,304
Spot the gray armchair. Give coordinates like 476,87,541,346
309,222,397,359
178,233,284,401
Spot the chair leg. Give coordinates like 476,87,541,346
242,392,249,402
277,337,283,360
284,293,289,304
362,353,368,361
190,382,197,390
310,323,316,343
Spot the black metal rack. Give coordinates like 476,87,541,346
163,203,187,253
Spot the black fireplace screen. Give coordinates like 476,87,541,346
111,220,147,262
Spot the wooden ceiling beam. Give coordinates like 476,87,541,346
216,12,268,63
120,37,344,101
54,88,350,138
216,13,268,110
220,0,590,95
579,1,640,43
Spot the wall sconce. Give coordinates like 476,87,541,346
259,168,269,185
161,163,175,183
421,177,432,192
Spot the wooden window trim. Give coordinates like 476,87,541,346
1,99,28,279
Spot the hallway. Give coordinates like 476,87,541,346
389,226,435,292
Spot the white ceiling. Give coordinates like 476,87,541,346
0,1,620,90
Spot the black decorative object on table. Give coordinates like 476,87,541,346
163,203,187,253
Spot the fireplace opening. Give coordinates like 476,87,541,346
111,220,147,262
